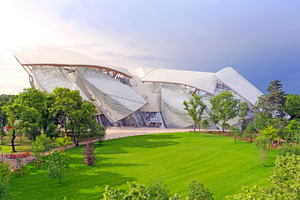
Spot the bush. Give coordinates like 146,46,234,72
82,139,97,166
148,180,170,200
189,180,214,200
254,136,271,167
229,127,242,143
244,122,257,141
278,143,300,156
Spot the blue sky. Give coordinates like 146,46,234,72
0,0,299,94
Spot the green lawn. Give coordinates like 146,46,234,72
10,132,277,199
0,137,32,153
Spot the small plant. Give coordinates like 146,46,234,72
55,135,72,151
148,179,170,200
96,124,106,146
82,139,97,166
32,133,51,169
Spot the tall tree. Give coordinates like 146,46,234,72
284,94,300,120
183,93,206,133
238,102,250,130
210,91,240,133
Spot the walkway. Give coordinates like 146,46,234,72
1,127,193,170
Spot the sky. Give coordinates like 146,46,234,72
0,0,299,95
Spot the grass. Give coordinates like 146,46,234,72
10,132,277,199
0,136,32,153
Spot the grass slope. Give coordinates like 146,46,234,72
10,132,277,199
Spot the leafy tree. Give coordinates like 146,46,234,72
210,91,240,133
244,122,257,141
284,94,300,120
200,119,209,136
254,136,271,167
183,94,206,133
49,88,97,146
229,127,242,143
259,126,279,145
82,139,97,166
3,103,39,152
93,123,106,145
188,180,214,200
292,130,300,145
32,133,51,169
238,102,250,130
269,154,300,199
282,119,300,142
46,150,70,184
44,122,59,139
226,185,278,199
0,123,6,145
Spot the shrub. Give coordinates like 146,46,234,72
229,127,242,143
82,139,97,166
188,180,214,200
254,136,271,167
148,179,170,200
278,143,300,156
46,150,70,184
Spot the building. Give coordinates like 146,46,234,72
14,49,263,129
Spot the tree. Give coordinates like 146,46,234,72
254,136,271,167
46,150,70,184
92,123,106,145
284,94,300,120
183,93,206,133
3,103,39,152
244,122,257,141
49,88,97,146
82,139,97,166
200,119,209,136
210,91,240,133
188,180,214,200
32,133,51,169
259,126,279,145
238,102,250,130
0,123,6,145
229,127,242,143
282,119,300,142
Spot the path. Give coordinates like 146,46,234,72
1,127,194,170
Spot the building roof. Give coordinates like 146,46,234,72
14,49,132,78
140,68,217,94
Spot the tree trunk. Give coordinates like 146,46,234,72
11,129,16,152
193,123,196,133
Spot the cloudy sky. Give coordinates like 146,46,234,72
0,0,299,95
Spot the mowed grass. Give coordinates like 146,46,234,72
10,132,277,199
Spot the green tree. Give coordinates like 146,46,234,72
200,119,209,136
259,126,279,145
148,179,170,200
188,180,214,200
282,119,300,142
254,136,271,167
0,123,6,145
244,122,257,141
284,94,300,120
238,102,250,130
32,133,51,169
46,150,70,184
3,103,39,152
49,88,97,146
229,127,242,143
183,93,206,133
210,91,240,133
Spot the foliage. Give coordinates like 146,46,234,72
94,124,106,145
291,129,300,145
200,119,209,130
0,123,6,145
278,143,300,157
44,122,59,139
32,133,51,166
102,185,124,200
259,126,279,144
226,185,278,199
282,119,300,142
229,127,242,143
46,150,70,184
238,102,250,130
284,94,300,120
82,139,97,166
210,91,240,133
49,87,98,146
254,136,270,166
55,135,73,150
188,180,214,200
183,93,206,133
0,162,12,200
23,127,41,141
244,122,257,141
148,179,170,200
269,154,300,199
